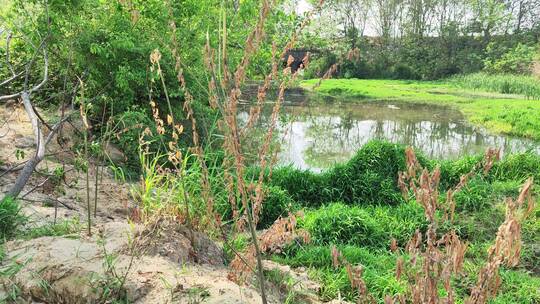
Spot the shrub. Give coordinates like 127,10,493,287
0,197,24,241
484,43,537,75
111,110,159,177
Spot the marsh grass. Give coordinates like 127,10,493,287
450,73,540,100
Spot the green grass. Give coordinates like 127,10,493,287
0,197,24,242
301,77,540,140
300,202,426,248
273,245,403,301
449,73,540,99
20,217,81,240
264,139,540,303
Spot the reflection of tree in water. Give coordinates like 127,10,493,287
239,102,540,170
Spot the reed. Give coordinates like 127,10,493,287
450,72,540,100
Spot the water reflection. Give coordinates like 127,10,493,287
239,100,540,171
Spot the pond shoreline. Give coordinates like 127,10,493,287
299,78,540,141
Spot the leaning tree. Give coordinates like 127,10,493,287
0,27,68,199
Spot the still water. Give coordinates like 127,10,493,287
239,97,540,172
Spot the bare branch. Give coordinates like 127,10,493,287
0,70,24,87
5,31,16,77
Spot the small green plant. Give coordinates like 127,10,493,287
20,217,81,240
0,197,24,241
91,227,138,303
0,253,31,303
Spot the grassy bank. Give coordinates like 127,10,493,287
263,141,540,302
301,75,540,140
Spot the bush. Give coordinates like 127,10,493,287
484,43,537,75
0,197,24,241
111,110,159,177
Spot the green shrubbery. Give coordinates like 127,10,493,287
263,140,540,302
0,197,23,241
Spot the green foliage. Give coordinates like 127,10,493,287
224,234,249,263
490,270,540,303
216,184,296,230
327,141,416,205
484,43,537,74
112,110,158,176
490,152,540,182
257,186,296,229
521,204,540,274
0,197,24,241
20,218,81,240
268,166,330,207
301,202,426,248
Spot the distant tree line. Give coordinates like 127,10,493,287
302,0,540,79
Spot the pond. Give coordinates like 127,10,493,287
239,92,540,172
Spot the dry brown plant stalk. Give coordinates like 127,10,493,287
383,147,534,304
227,212,310,283
330,245,375,304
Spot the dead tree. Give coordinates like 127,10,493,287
0,30,66,199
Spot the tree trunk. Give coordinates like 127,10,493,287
6,91,46,198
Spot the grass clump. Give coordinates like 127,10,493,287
301,202,426,248
0,197,24,241
452,177,494,212
20,218,81,240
